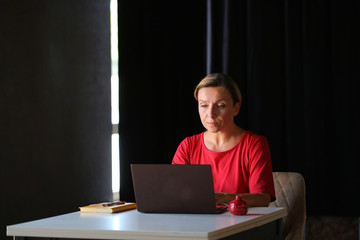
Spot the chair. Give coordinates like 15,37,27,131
269,172,306,240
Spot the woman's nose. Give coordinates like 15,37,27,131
208,105,217,117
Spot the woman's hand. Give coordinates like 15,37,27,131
215,192,236,205
215,192,271,207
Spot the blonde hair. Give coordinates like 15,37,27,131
194,73,242,106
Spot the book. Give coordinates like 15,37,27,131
79,201,136,213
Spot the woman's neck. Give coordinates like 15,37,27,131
204,126,245,152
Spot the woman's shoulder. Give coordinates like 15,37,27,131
182,132,204,144
241,130,269,145
177,132,204,152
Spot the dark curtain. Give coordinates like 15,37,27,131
119,0,360,216
206,0,360,216
118,1,207,202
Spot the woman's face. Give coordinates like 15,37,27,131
197,87,240,133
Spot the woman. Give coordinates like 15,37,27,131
172,73,275,207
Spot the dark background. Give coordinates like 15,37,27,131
1,0,359,239
119,0,360,218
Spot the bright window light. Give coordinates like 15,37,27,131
111,134,120,193
110,0,119,197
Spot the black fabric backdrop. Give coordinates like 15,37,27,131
119,0,360,216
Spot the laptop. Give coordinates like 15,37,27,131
130,164,227,214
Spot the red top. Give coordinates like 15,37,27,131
172,131,275,201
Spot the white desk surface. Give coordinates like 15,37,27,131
7,207,287,240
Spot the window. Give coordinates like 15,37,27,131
110,0,119,200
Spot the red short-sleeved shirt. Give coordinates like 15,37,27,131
172,131,275,201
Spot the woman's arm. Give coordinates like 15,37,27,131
215,192,271,207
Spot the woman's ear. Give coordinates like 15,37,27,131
233,102,241,116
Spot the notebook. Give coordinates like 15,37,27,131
130,164,227,214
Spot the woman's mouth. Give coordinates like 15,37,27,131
207,122,217,127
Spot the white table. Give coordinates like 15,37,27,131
7,207,287,240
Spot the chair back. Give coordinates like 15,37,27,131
269,172,306,240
